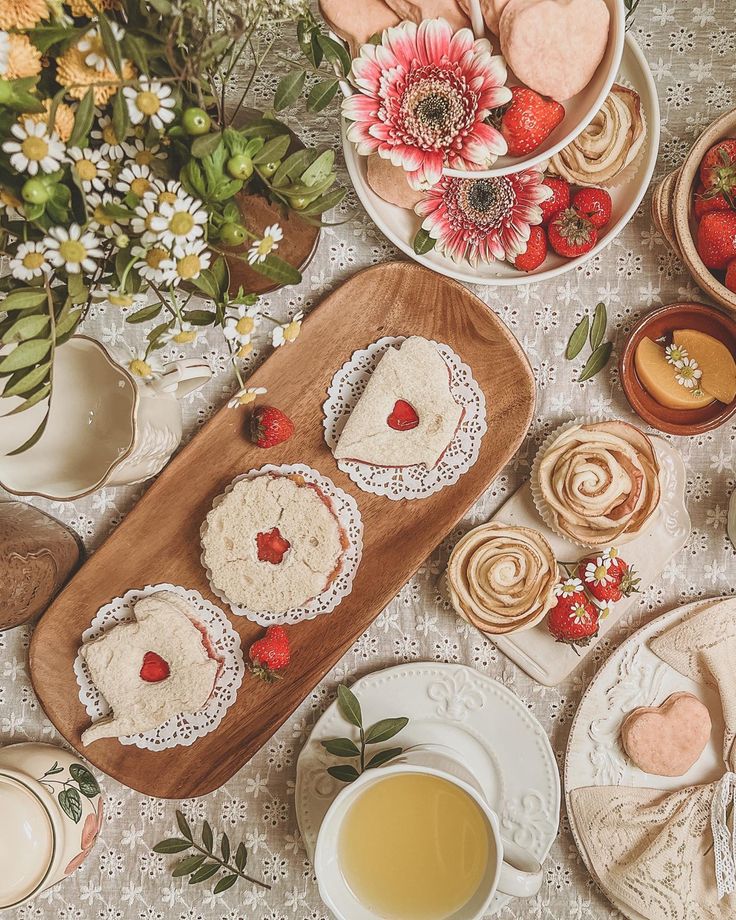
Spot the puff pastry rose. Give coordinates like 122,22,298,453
548,84,645,186
535,420,660,547
447,523,558,634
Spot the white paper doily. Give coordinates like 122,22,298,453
200,464,363,626
73,583,244,752
322,336,487,501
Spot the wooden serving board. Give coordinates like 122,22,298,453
29,262,535,799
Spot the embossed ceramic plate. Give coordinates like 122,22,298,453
491,436,691,686
295,662,560,915
565,597,730,920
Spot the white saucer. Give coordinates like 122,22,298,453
565,597,730,920
295,662,560,915
342,34,659,286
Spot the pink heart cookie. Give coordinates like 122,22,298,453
499,0,610,102
621,692,712,777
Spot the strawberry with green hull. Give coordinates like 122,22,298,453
250,406,294,448
249,625,290,682
547,208,597,258
699,139,736,198
547,592,599,652
576,551,640,605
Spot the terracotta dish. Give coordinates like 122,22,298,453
620,302,736,435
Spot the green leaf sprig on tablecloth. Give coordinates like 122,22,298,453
565,302,614,383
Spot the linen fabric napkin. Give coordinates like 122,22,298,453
569,597,736,920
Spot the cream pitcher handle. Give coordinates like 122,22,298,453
150,359,212,399
496,838,544,899
468,0,485,38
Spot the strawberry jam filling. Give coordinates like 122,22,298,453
139,651,170,682
387,399,419,431
256,527,291,564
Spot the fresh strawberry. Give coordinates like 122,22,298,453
140,651,170,683
514,225,547,272
500,87,565,157
256,527,291,564
540,177,571,226
547,208,598,258
726,260,736,293
693,181,732,220
696,211,736,270
250,405,294,448
572,187,612,229
576,550,640,604
699,138,736,197
249,625,290,682
387,399,419,431
547,593,599,651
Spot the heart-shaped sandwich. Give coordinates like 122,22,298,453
621,692,712,777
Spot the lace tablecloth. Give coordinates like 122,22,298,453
3,3,736,917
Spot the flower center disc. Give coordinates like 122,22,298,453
463,178,516,227
236,316,254,336
59,240,86,263
137,91,161,115
76,160,97,180
23,252,44,269
130,177,151,197
22,137,49,161
170,212,194,235
177,254,201,279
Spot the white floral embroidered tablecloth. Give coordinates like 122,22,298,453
3,3,736,917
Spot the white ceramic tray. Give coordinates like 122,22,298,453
564,597,729,920
491,436,691,686
295,662,560,916
342,35,659,285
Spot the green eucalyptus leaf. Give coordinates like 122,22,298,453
220,832,230,865
54,309,83,343
301,150,335,187
189,863,219,884
97,11,124,76
126,302,163,324
211,257,228,296
152,838,192,854
58,787,82,824
202,821,213,854
191,132,223,159
565,315,589,360
0,338,51,373
589,301,607,351
213,874,238,894
172,854,206,877
6,411,49,455
316,33,351,76
321,738,361,758
274,70,306,111
307,78,339,113
272,149,316,188
2,314,49,344
363,717,409,745
192,270,219,300
337,685,362,728
578,341,613,382
297,187,346,217
235,842,247,871
67,88,95,148
2,362,50,398
1,383,51,416
249,253,301,286
182,309,217,326
1,289,47,312
176,810,193,841
112,89,130,145
122,34,149,75
365,748,403,769
327,764,360,784
413,228,436,255
253,134,291,165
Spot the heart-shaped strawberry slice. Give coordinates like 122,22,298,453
256,527,291,564
140,651,170,683
387,399,419,431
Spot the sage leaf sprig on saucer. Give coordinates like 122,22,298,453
154,810,270,894
321,685,409,784
565,302,614,383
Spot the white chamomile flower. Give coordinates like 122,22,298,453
67,147,111,192
594,599,615,619
123,79,176,131
171,239,211,283
44,224,104,275
553,578,583,598
224,304,260,346
665,343,688,366
90,115,126,161
149,194,207,247
132,243,176,285
675,357,702,389
122,138,167,167
87,192,125,239
584,559,612,586
126,350,164,381
228,386,266,409
272,310,303,348
92,285,147,310
10,240,51,281
247,223,283,265
3,119,65,176
602,546,620,564
170,322,199,346
144,178,183,208
77,20,125,72
115,162,155,198
0,31,10,76
130,195,161,244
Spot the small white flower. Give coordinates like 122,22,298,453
272,310,303,347
123,79,176,131
0,31,9,76
126,351,164,380
169,322,199,346
10,240,51,281
77,21,125,71
553,578,584,598
3,119,65,176
115,162,154,198
247,223,283,265
171,239,211,283
593,599,615,619
148,194,207,248
224,304,260,346
132,243,176,285
87,192,125,239
584,559,612,586
90,115,126,161
665,343,688,366
67,146,111,192
144,178,183,208
675,357,702,389
122,138,167,167
130,195,160,244
92,285,147,310
44,224,104,275
228,385,266,409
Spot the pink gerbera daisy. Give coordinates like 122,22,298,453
342,18,511,190
415,167,552,266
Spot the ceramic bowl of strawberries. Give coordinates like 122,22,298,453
668,108,736,315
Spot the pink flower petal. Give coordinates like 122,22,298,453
415,18,453,66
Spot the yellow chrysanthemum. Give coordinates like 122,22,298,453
4,34,43,80
0,0,49,30
56,46,134,106
67,0,120,14
28,99,76,143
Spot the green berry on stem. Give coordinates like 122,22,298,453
227,154,254,180
21,178,51,204
258,160,280,178
220,222,247,246
182,107,211,136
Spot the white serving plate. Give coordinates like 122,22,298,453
564,597,730,920
295,662,560,916
491,436,691,686
342,34,659,285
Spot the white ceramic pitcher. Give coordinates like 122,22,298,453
0,335,211,500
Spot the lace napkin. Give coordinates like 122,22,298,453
569,597,736,920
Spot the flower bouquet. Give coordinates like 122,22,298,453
0,0,346,451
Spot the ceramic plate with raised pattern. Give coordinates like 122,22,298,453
295,662,560,915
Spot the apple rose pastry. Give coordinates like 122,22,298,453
447,523,558,634
548,84,645,187
534,420,660,547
